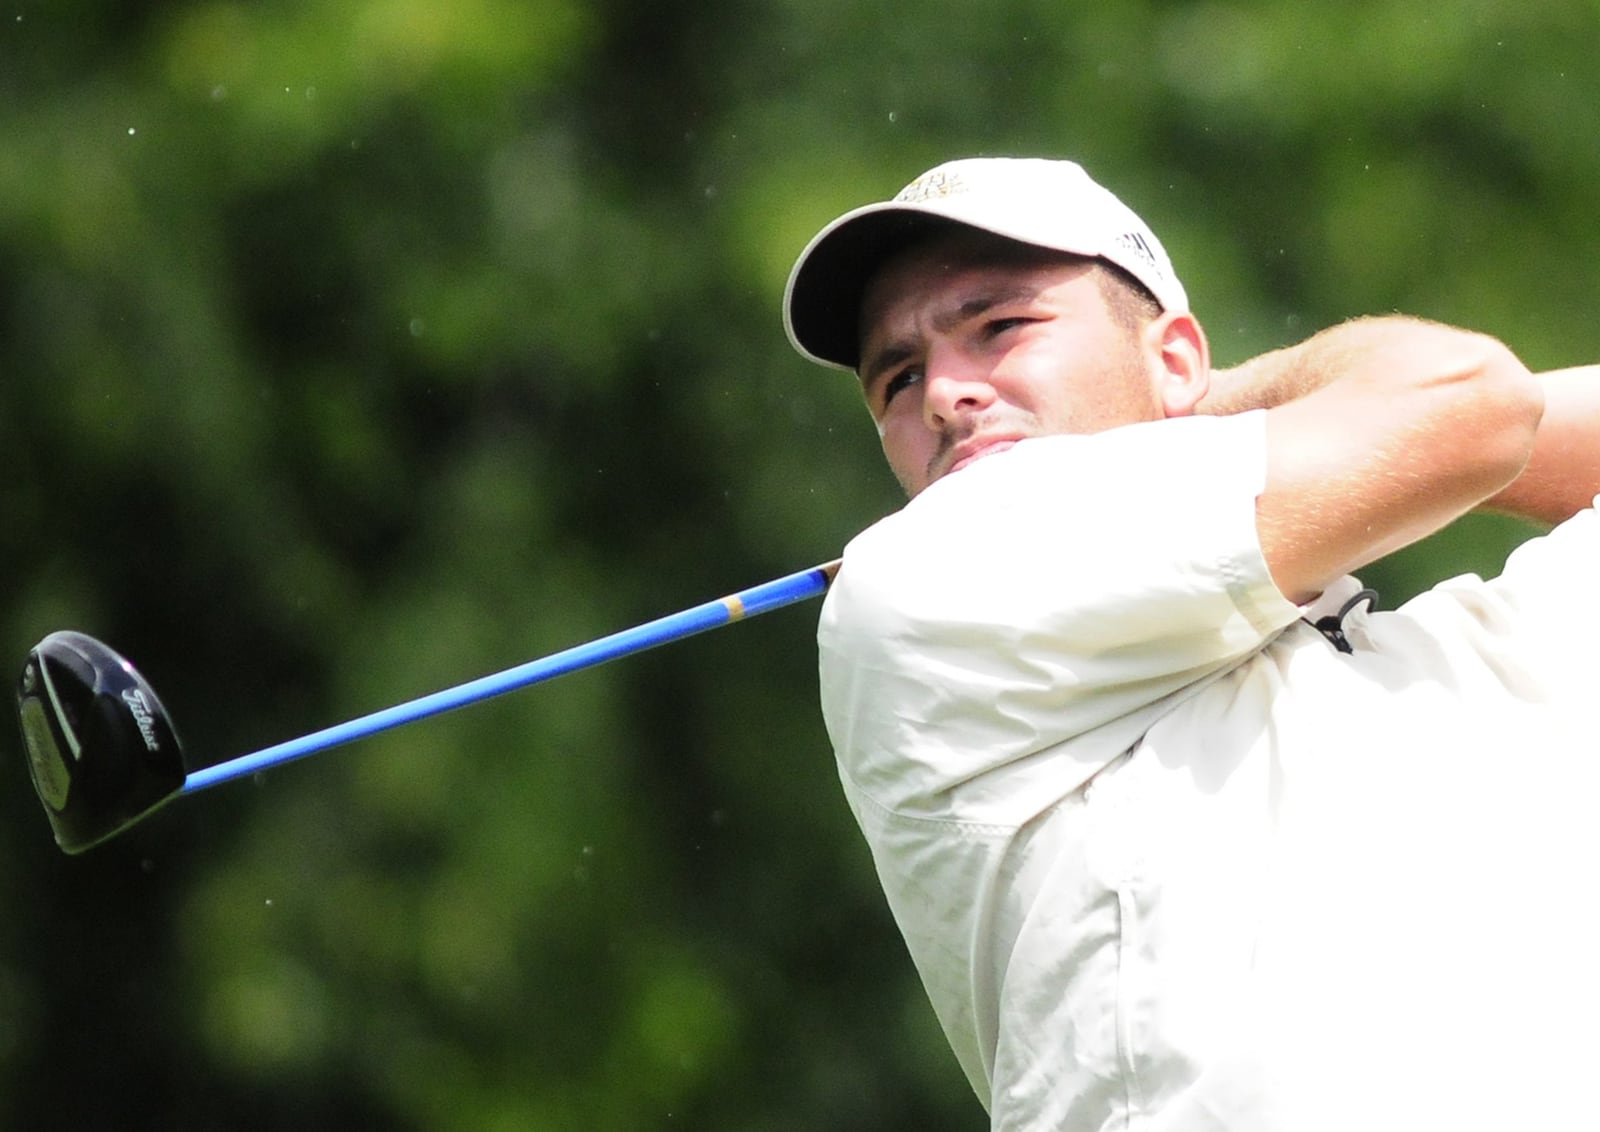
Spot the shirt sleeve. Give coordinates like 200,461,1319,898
1394,498,1600,707
1489,497,1600,644
818,410,1302,826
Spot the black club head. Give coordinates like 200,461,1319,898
16,631,186,854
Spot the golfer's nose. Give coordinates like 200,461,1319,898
922,347,996,427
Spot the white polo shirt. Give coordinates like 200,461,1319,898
818,410,1600,1131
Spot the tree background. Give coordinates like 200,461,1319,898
2,2,1595,1128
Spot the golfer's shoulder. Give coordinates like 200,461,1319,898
1479,502,1600,631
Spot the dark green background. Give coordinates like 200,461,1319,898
3,3,1595,1128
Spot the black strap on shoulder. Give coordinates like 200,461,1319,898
1309,588,1380,655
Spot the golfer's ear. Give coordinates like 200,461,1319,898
1151,311,1210,418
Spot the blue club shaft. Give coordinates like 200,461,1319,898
180,560,841,795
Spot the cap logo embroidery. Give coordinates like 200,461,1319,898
1115,230,1160,273
894,169,966,203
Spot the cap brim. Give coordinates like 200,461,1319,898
783,207,962,372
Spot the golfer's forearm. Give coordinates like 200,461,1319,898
1481,365,1600,525
1198,315,1456,417
1249,324,1540,602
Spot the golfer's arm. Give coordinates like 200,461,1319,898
1481,365,1600,525
1199,317,1387,416
1209,330,1600,530
1243,323,1544,603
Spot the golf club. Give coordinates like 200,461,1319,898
16,559,840,855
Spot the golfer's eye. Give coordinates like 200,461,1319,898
882,367,922,407
985,317,1030,338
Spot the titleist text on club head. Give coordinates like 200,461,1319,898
15,631,187,854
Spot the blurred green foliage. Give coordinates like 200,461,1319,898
2,1,1596,1128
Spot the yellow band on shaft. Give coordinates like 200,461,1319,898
723,596,746,621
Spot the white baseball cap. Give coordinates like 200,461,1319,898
783,157,1189,371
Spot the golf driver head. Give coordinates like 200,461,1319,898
16,631,186,854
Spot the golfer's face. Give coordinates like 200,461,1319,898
858,234,1162,497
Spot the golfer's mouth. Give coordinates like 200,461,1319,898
940,437,1020,479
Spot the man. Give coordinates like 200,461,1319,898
782,157,1600,1130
